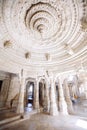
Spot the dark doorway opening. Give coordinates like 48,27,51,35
0,80,3,92
26,82,34,112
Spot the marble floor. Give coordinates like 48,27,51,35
0,107,19,121
1,99,87,130
2,113,87,130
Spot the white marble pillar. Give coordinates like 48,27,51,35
16,70,26,114
83,78,87,99
45,81,50,112
64,79,73,114
34,81,40,112
50,77,59,116
74,76,80,98
58,77,68,115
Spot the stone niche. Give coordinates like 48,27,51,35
0,71,20,108
6,75,20,108
0,71,10,107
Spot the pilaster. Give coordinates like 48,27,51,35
50,77,59,116
16,69,26,114
64,79,73,114
34,80,40,112
58,77,68,115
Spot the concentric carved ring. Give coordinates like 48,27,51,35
25,2,62,40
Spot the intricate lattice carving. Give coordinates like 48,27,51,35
0,0,86,73
25,2,62,41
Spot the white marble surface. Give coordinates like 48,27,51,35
2,113,87,130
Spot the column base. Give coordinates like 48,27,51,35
67,106,74,114
16,105,24,114
66,99,74,114
59,100,68,115
50,103,59,116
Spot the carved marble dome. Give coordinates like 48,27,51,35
0,0,87,75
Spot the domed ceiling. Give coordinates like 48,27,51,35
0,0,87,75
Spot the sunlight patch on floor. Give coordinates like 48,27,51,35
76,119,87,129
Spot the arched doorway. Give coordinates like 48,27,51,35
55,80,59,110
38,78,49,112
25,82,34,112
39,82,44,108
39,81,46,111
67,75,78,103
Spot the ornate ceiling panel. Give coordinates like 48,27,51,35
0,0,87,74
